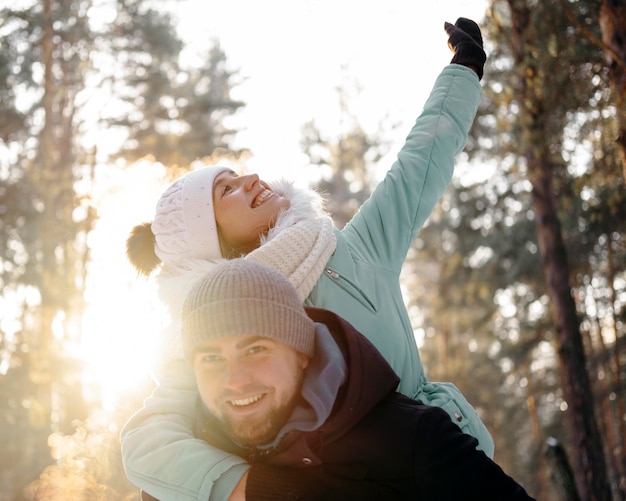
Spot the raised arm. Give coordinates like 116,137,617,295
343,18,485,270
343,64,482,269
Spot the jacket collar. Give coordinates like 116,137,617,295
304,307,400,443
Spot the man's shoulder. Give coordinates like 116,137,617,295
374,392,440,418
371,392,456,430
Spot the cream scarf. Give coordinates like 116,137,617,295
249,218,335,301
151,179,337,373
249,182,336,302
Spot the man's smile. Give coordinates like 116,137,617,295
228,394,264,407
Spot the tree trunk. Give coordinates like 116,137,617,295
590,283,624,501
30,0,56,435
32,0,88,435
545,437,582,501
598,0,626,182
508,1,612,499
528,143,611,501
606,236,626,500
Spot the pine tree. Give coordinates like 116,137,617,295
473,1,620,498
0,0,248,497
105,1,246,168
301,68,392,228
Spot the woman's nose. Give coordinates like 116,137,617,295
240,173,260,190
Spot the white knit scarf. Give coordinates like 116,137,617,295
150,179,337,374
249,179,336,301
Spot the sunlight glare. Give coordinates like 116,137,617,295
80,161,170,409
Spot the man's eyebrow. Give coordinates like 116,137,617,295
235,336,267,349
195,336,268,354
194,345,221,355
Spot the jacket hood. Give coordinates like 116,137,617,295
304,307,400,443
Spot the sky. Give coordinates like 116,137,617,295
81,0,489,405
172,0,488,180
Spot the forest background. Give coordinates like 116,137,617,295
0,0,625,500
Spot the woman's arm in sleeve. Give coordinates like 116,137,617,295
343,64,482,268
120,359,250,501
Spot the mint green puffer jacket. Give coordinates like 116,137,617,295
121,64,493,501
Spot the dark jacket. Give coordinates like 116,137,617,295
194,307,535,501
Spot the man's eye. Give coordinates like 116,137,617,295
201,354,223,364
248,345,267,355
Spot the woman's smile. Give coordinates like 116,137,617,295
252,188,274,208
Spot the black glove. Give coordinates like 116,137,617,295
444,17,486,80
246,463,398,501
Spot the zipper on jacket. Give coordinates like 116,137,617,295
324,268,377,313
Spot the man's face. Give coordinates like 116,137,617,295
193,334,309,447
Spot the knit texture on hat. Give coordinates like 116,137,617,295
182,259,316,362
152,166,229,268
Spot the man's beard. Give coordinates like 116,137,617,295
220,396,299,448
218,369,306,448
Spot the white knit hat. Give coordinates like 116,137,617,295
152,166,230,267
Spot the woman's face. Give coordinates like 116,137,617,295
213,170,290,256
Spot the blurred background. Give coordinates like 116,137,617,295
0,0,624,499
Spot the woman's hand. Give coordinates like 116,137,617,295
444,17,486,80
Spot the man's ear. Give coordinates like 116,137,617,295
299,353,310,370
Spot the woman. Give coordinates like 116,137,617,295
122,18,491,501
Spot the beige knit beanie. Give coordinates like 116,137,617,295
152,166,230,267
182,259,315,361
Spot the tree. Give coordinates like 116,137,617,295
405,171,560,496
558,0,626,490
301,67,393,228
105,1,246,168
0,0,248,497
557,0,626,180
0,2,97,497
478,1,617,498
598,0,626,180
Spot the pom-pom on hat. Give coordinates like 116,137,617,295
182,259,315,361
152,166,230,268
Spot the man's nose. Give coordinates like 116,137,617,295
223,359,252,387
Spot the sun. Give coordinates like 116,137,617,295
78,161,170,410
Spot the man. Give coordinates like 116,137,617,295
175,259,535,500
